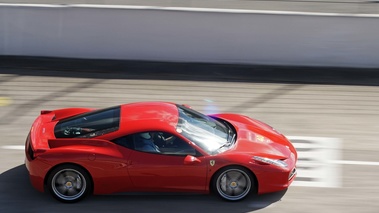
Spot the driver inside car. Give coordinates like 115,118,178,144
137,132,160,153
151,132,176,148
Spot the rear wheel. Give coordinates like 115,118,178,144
47,164,92,203
213,166,255,201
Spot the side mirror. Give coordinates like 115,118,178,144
184,155,201,165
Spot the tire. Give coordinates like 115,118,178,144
212,166,255,201
47,164,92,203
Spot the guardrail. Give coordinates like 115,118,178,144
1,4,379,68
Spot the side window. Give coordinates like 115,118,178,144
133,132,160,153
152,132,197,156
113,135,134,149
115,131,197,156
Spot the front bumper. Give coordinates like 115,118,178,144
256,166,297,194
254,151,297,194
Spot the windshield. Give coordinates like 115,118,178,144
176,105,235,155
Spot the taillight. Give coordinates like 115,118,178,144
25,134,35,160
28,143,35,160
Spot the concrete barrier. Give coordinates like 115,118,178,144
1,4,379,68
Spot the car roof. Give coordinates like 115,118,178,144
117,102,180,135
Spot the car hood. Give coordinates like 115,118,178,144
213,113,295,159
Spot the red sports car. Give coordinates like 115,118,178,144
25,102,297,203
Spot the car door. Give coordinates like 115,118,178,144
127,131,208,192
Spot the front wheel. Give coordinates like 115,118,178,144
212,167,255,201
47,164,92,203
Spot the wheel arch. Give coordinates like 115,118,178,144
44,162,94,194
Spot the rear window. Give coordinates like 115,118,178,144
54,106,121,138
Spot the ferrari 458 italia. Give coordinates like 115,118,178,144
25,102,297,202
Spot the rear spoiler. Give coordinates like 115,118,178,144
40,108,94,121
41,110,53,115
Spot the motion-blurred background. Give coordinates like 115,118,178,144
1,1,379,213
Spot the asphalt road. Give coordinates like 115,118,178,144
1,59,379,213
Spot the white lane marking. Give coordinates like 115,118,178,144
289,136,342,188
1,3,379,18
1,145,24,150
332,160,379,166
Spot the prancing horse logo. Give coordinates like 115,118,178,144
210,160,215,166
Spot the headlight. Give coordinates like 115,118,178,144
253,156,288,168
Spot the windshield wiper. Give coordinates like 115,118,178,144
217,141,233,151
217,133,236,150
